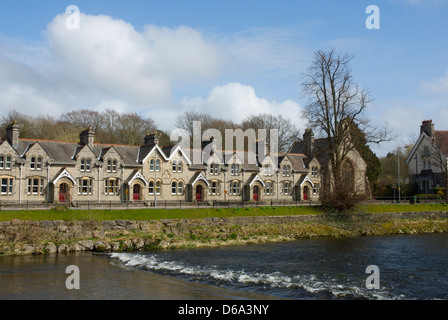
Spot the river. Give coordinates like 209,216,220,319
0,233,447,300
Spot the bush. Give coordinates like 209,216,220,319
322,189,367,212
416,194,442,200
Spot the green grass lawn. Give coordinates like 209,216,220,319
355,203,448,214
0,205,323,221
0,203,447,222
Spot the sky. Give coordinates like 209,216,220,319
0,0,447,156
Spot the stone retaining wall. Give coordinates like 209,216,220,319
1,211,447,255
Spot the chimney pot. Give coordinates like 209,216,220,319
79,127,95,148
6,120,19,150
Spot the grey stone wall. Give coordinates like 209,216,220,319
1,211,447,255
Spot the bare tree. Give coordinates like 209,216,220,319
301,49,390,210
60,109,103,133
174,110,237,148
425,134,448,203
241,113,300,153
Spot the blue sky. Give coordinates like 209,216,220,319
1,0,447,156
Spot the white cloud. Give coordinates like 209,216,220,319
181,82,306,127
0,12,311,131
0,12,230,118
422,68,448,94
45,13,228,106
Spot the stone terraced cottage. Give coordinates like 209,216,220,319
0,121,368,205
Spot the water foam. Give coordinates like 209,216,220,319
109,252,400,300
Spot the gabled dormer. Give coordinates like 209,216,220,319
206,151,223,176
0,139,19,171
260,154,277,177
22,142,49,171
73,144,97,173
279,156,292,177
100,146,123,173
226,152,244,176
165,143,192,174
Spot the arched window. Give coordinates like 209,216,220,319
210,163,218,175
148,181,154,195
155,181,162,195
0,156,11,170
150,159,155,171
104,178,119,195
177,160,183,172
112,160,117,172
231,164,239,175
264,181,273,195
30,157,36,170
177,181,184,195
36,157,43,170
27,177,44,195
211,181,218,195
0,177,13,195
230,181,240,195
265,165,273,176
155,159,161,172
171,181,177,194
80,158,91,172
172,160,177,172
78,178,93,195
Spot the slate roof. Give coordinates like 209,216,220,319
2,133,328,173
434,131,448,157
289,138,332,166
285,154,309,173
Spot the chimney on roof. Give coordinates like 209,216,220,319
210,136,216,154
254,139,267,160
144,132,159,145
421,120,435,140
6,120,19,150
79,127,95,149
303,128,314,156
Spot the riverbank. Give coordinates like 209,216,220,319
1,209,448,256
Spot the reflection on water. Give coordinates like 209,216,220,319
1,233,447,300
0,252,275,300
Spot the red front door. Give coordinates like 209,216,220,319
253,185,259,202
59,183,68,203
196,185,203,202
303,186,309,201
133,184,141,201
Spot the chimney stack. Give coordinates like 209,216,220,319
420,120,435,139
303,128,315,155
144,132,159,145
6,121,19,150
79,127,95,149
210,136,217,154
